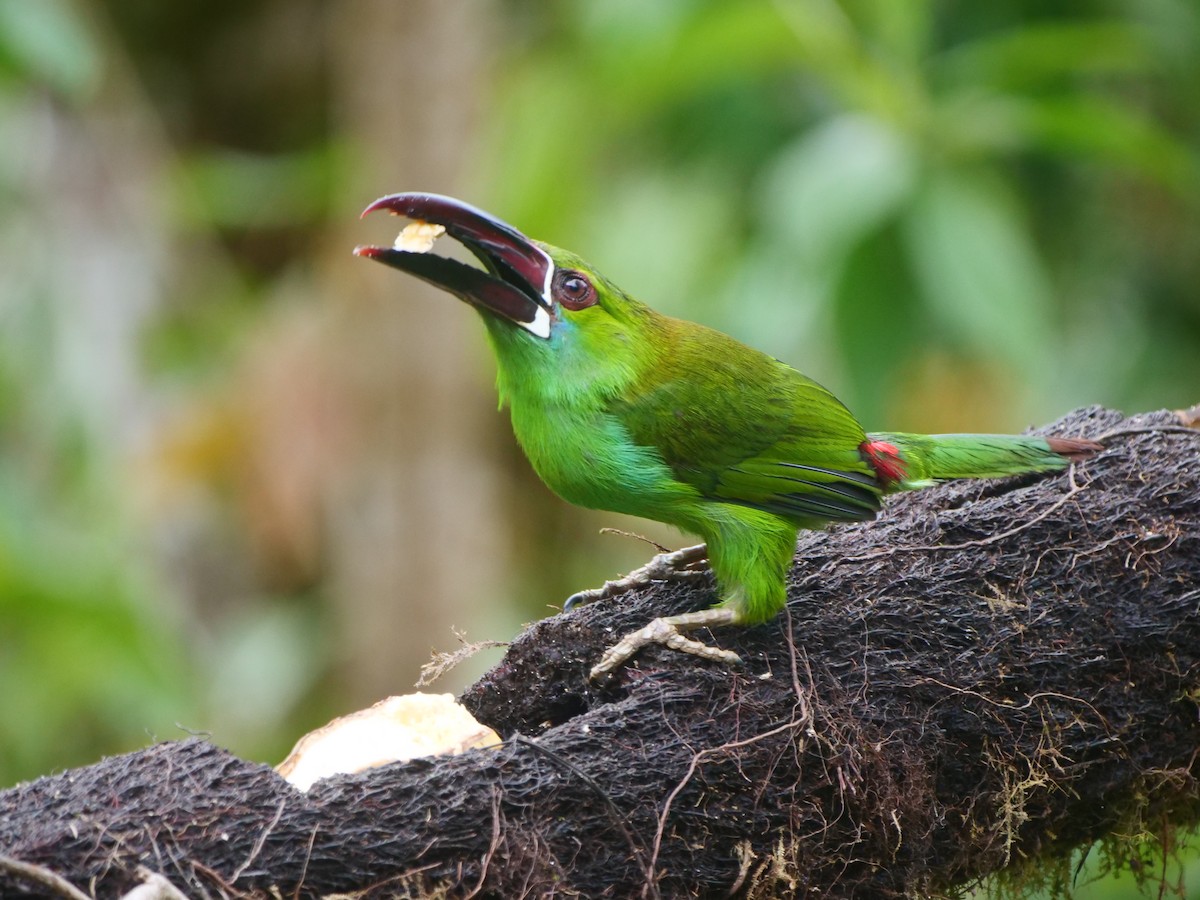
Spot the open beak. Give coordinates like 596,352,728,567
354,193,554,339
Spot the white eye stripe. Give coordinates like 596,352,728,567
540,253,554,304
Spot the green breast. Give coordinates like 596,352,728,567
508,399,699,522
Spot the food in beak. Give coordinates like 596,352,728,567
393,221,446,254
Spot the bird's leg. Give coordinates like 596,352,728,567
589,607,740,679
563,543,709,612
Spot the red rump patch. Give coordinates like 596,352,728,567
860,440,908,487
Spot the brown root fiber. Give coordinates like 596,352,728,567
1,405,1198,898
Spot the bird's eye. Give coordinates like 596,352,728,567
554,270,597,311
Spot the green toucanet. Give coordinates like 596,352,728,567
355,193,1100,679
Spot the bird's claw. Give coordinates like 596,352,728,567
563,543,709,612
589,607,741,680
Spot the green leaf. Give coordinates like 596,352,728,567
759,114,917,270
0,0,99,97
903,169,1053,375
937,21,1152,90
1018,96,1198,191
832,225,921,425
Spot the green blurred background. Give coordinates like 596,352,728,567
1,0,1197,893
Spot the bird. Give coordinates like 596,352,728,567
354,193,1101,680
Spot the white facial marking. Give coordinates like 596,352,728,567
519,305,552,339
540,252,554,304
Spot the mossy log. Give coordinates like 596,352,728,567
1,406,1198,898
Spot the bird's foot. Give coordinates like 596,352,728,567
564,543,709,612
589,607,741,680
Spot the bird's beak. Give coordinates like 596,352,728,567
354,193,554,339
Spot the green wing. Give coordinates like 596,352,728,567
616,320,882,525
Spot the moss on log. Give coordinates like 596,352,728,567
1,406,1198,898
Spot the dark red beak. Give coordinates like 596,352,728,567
354,193,553,338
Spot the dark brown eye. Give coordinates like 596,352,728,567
554,270,597,310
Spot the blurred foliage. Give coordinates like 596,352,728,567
975,832,1200,899
483,0,1200,432
0,0,190,768
0,0,97,95
1,0,1198,893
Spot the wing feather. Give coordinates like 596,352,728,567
616,319,882,525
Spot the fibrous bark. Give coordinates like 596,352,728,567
1,405,1198,899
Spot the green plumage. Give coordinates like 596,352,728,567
866,432,1081,488
483,245,1087,627
356,193,1099,674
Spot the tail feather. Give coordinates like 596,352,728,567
863,432,1101,492
1045,436,1105,462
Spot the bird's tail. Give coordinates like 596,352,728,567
861,432,1102,492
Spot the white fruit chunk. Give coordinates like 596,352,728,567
393,221,446,253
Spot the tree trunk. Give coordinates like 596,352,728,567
322,0,510,697
2,405,1198,899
